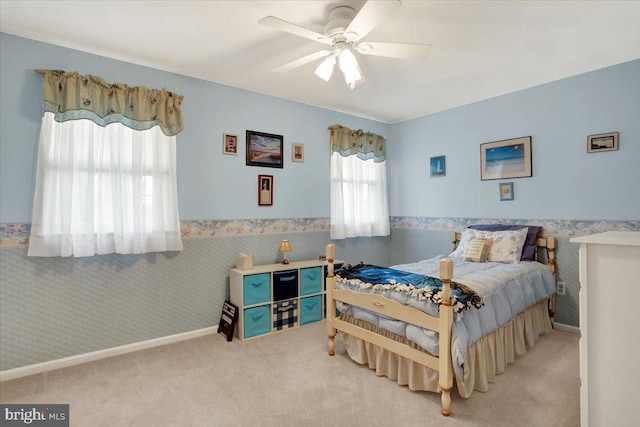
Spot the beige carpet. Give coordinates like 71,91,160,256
0,321,579,426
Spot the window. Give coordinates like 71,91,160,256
28,70,184,257
329,125,390,240
28,113,182,257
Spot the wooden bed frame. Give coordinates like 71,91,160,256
324,233,556,416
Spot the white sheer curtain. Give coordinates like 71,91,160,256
329,125,390,240
28,112,183,257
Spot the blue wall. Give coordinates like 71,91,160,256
1,32,638,371
388,59,640,220
0,33,389,223
385,59,639,333
0,33,391,372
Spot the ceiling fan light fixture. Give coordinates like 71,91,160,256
338,48,357,72
260,0,428,90
343,66,362,87
338,48,362,88
314,55,336,81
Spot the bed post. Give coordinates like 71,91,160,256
547,237,556,275
326,244,337,356
451,232,460,252
438,258,454,417
547,237,557,325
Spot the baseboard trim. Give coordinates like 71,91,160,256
0,326,217,382
554,322,580,335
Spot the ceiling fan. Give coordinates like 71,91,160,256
259,0,432,89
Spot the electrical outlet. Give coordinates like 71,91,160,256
557,281,566,295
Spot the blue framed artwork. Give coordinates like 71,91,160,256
430,155,446,177
499,182,514,201
480,136,532,180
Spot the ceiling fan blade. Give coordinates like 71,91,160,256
356,42,432,60
272,50,332,73
259,16,331,45
345,0,402,41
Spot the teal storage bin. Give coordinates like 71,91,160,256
244,305,270,339
243,273,270,305
300,295,322,326
300,267,322,296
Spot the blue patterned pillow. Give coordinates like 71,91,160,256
478,228,528,264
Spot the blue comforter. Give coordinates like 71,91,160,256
335,255,555,379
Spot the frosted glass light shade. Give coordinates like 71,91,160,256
314,56,335,81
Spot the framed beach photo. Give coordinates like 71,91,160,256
292,143,304,162
430,155,446,177
499,182,514,201
223,133,238,155
480,136,532,180
258,174,273,206
246,130,283,168
587,132,618,153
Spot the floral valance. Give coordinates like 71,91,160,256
328,124,386,163
36,69,184,136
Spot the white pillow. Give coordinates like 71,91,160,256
450,229,477,257
476,228,528,264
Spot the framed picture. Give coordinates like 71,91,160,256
430,155,446,177
246,130,283,168
258,174,273,206
587,132,618,153
480,136,532,180
292,143,304,162
499,182,514,201
223,133,238,155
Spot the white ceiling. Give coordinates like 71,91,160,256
1,1,639,123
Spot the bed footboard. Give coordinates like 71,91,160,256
325,244,455,416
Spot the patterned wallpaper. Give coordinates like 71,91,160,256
1,216,636,371
389,217,639,235
0,229,388,371
2,217,638,248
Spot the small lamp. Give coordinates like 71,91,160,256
278,239,291,264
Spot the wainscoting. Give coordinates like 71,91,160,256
1,217,636,373
0,227,389,372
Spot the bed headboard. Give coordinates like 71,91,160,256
451,230,557,325
451,231,556,274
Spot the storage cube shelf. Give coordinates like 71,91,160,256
230,259,342,341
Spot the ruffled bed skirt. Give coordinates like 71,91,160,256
339,299,552,398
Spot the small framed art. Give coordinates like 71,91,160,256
246,130,284,168
258,174,273,206
292,143,304,162
480,136,532,180
223,133,238,155
430,155,446,177
499,182,514,201
587,132,618,153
